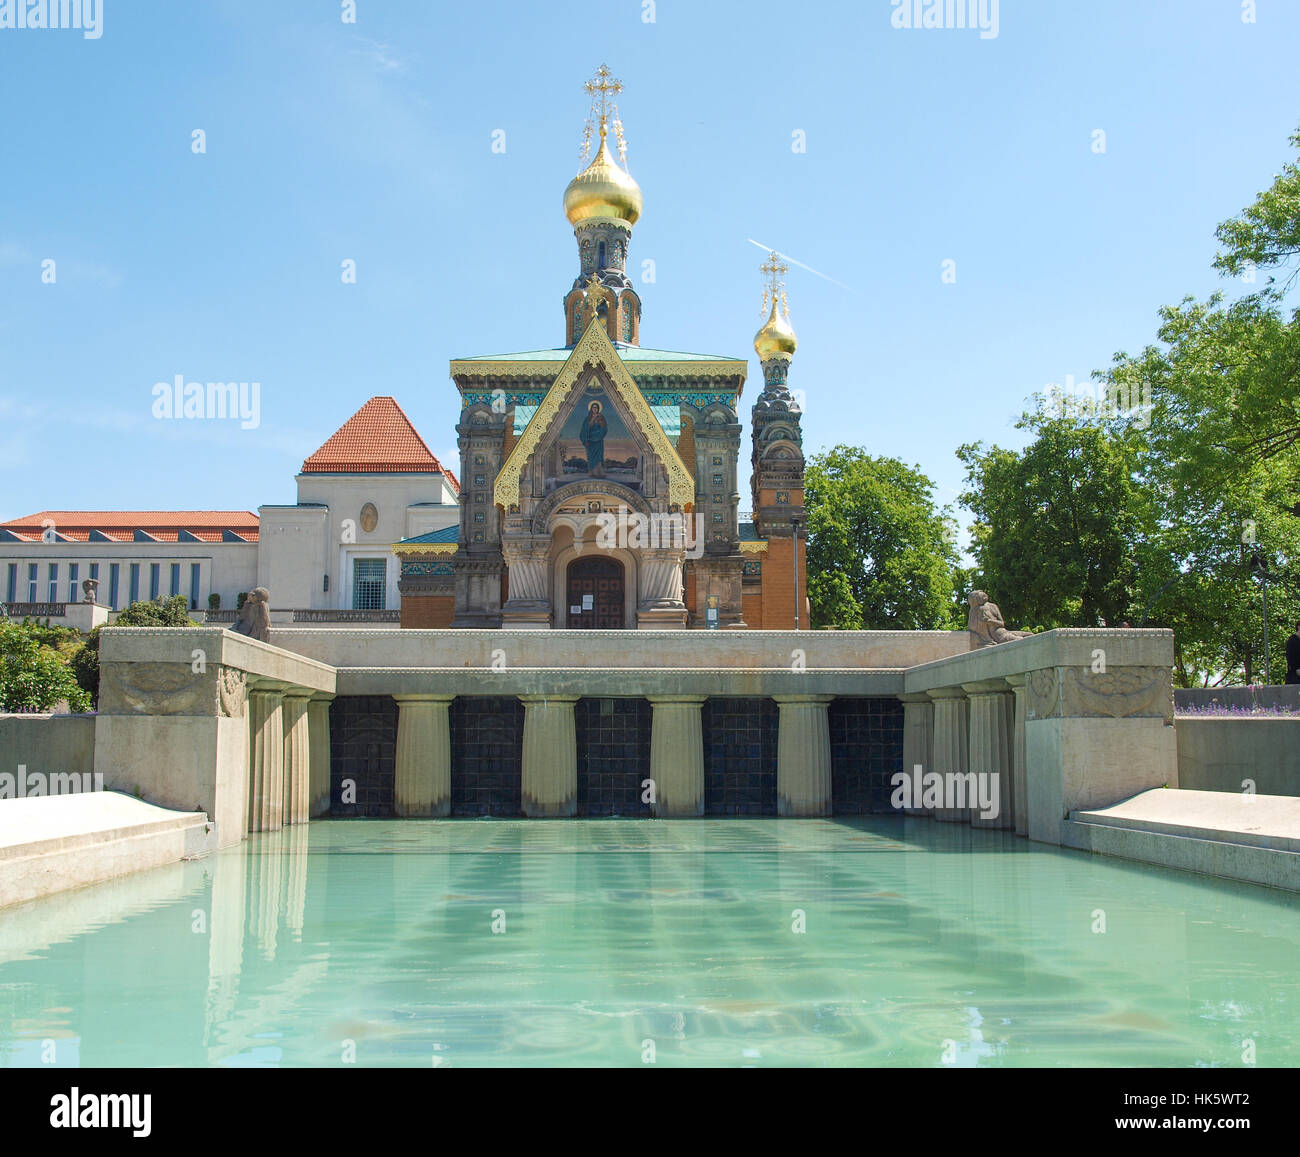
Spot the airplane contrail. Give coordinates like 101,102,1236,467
747,238,856,292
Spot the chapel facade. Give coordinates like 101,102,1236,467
395,67,809,631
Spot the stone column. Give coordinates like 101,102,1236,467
636,547,688,629
500,537,553,629
308,695,333,818
247,685,285,833
898,693,935,816
519,695,579,817
774,695,834,817
648,696,706,816
928,687,969,823
394,694,455,817
1003,674,1029,836
281,690,313,826
962,679,1015,829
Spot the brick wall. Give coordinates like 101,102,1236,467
401,594,456,628
759,536,808,630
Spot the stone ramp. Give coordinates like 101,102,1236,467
0,792,216,908
1064,787,1300,891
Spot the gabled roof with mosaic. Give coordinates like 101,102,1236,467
492,319,696,511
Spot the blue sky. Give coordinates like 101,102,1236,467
1,0,1297,548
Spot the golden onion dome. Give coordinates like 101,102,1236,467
753,296,798,360
564,130,643,227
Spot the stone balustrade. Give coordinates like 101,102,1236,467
904,629,1177,844
86,625,1176,848
94,628,336,848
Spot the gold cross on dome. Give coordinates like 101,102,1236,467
760,251,789,313
580,64,628,164
584,64,623,127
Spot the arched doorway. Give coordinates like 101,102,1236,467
566,557,625,629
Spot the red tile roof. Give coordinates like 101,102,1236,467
0,511,260,543
302,397,458,491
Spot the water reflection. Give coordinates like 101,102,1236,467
0,818,1297,1067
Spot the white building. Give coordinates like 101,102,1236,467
0,396,459,627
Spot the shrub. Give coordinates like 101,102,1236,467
0,621,92,713
208,592,221,610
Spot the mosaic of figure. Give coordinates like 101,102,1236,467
579,399,608,477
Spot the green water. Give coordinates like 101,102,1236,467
1,818,1297,1067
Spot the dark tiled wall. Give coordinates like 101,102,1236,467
451,696,524,816
576,697,652,816
703,697,778,815
830,697,904,813
329,695,397,817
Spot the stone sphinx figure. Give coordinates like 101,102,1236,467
81,577,99,604
229,587,271,643
967,590,1032,648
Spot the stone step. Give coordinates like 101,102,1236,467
1064,787,1300,891
0,792,216,908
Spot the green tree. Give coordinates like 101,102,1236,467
957,413,1149,630
0,621,92,713
71,596,197,707
1100,127,1300,683
805,446,960,629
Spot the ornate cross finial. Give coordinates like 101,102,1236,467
580,64,628,165
760,250,789,314
582,273,608,328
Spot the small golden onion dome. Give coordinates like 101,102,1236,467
753,296,797,360
564,130,643,227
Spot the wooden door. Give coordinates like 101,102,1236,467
566,557,624,629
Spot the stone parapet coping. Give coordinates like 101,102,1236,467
338,667,907,697
904,628,1175,693
99,627,336,695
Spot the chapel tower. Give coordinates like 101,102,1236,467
561,65,643,347
749,253,809,628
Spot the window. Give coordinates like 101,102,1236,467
68,563,79,602
352,558,386,610
190,564,200,609
129,563,140,604
149,563,160,600
6,563,15,604
170,563,180,597
27,563,37,602
48,563,59,604
109,564,120,609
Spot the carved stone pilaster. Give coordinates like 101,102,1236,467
688,554,745,629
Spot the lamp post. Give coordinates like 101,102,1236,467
1251,549,1273,684
790,511,804,631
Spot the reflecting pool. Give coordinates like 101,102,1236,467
1,819,1296,1066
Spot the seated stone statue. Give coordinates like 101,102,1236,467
81,577,99,604
967,590,1032,647
229,587,271,643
